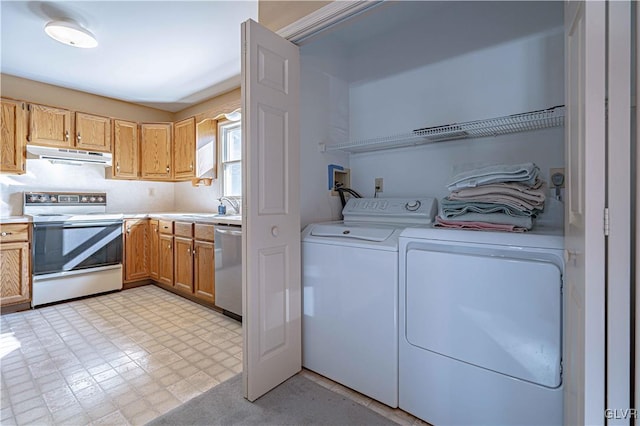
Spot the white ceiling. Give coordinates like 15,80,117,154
1,1,258,112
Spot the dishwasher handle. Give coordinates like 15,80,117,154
216,228,242,237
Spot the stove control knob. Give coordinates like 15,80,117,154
89,197,96,202
29,195,38,202
50,197,57,203
39,196,48,202
97,197,104,202
81,197,88,203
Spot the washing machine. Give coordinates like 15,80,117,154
399,226,564,425
302,197,437,407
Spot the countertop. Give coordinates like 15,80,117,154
1,213,242,226
0,216,31,224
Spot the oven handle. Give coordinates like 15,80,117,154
34,220,124,228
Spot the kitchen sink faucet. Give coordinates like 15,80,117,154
219,196,240,214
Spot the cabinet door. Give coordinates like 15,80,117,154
194,240,215,303
0,99,27,174
75,112,111,152
173,117,196,180
148,219,159,280
174,236,194,294
124,219,148,281
158,234,174,286
113,120,139,179
29,104,72,147
0,242,30,306
140,123,173,180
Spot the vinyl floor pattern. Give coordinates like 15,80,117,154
1,285,426,426
1,285,242,425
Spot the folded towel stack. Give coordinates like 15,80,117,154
435,162,545,232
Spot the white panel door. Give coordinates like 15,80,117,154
241,18,301,402
564,2,606,425
606,1,632,424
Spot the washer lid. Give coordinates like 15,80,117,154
310,224,395,242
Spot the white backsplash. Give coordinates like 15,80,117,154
1,159,175,216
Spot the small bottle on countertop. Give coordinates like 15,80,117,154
218,199,227,215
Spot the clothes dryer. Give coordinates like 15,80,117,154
399,226,564,425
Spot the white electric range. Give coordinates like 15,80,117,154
24,191,124,306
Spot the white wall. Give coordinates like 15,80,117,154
173,180,222,213
299,2,564,221
0,160,174,216
347,26,565,200
299,37,350,227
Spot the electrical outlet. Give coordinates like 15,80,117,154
549,168,565,188
375,177,383,192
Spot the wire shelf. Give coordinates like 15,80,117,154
325,105,565,153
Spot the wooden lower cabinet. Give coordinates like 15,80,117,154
174,236,194,294
120,218,217,307
158,233,174,286
124,219,148,282
0,223,31,308
194,240,215,303
148,219,159,280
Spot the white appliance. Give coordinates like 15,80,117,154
214,224,243,320
301,197,437,407
24,192,124,307
399,226,564,425
26,145,113,166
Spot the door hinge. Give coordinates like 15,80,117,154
604,207,610,236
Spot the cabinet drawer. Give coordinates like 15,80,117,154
0,223,29,243
174,221,193,238
159,220,174,234
194,224,215,242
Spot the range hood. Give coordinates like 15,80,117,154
26,145,112,166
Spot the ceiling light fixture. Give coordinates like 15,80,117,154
45,19,98,48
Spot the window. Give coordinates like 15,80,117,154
220,120,242,196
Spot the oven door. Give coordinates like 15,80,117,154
32,220,123,276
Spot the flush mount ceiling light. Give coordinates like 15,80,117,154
45,19,98,48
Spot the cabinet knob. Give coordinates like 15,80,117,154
65,130,69,141
0,231,11,237
116,162,120,173
77,132,82,143
190,163,193,170
168,244,172,249
187,247,192,255
126,226,131,234
166,165,170,173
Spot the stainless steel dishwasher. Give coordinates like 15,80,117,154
215,224,242,320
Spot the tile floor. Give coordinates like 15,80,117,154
1,285,242,425
1,285,427,426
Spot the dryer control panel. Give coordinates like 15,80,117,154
342,197,438,225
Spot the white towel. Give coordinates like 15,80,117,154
447,162,539,191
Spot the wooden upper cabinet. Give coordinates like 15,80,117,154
1,99,27,174
112,119,139,179
140,123,173,180
173,117,196,180
75,112,111,152
29,104,72,147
